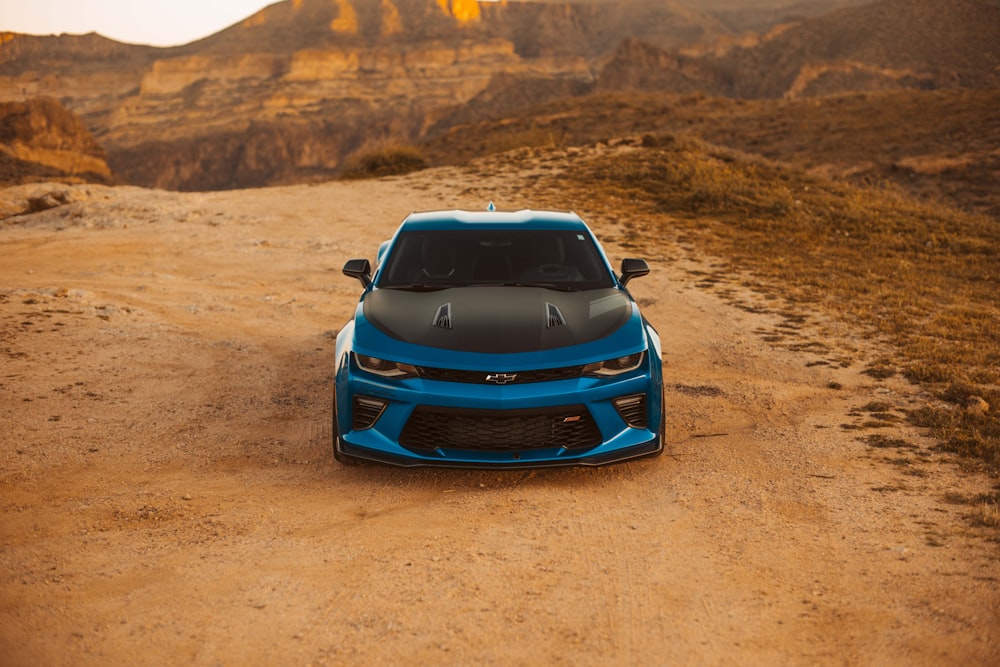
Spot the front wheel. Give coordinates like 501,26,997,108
332,399,361,466
657,390,666,457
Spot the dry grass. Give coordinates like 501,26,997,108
481,127,569,155
557,133,1000,470
944,491,1000,530
340,141,427,179
421,89,1000,219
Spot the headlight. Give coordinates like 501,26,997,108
354,353,419,379
582,351,645,377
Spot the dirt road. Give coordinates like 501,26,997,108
2,154,998,665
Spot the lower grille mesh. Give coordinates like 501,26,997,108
400,405,601,453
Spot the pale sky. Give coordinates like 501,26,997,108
0,0,279,47
0,0,508,47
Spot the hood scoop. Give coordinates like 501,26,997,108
433,303,453,329
546,303,567,329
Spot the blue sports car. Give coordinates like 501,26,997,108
333,207,663,468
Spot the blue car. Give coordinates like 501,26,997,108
334,207,663,468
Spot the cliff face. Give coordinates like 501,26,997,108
12,0,990,191
597,0,1000,99
718,0,1000,98
0,97,112,186
0,0,730,191
100,33,553,189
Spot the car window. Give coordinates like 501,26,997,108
378,230,615,290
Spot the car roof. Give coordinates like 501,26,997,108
399,209,589,231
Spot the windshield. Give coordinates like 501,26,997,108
377,229,616,291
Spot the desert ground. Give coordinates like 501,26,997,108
1,149,998,666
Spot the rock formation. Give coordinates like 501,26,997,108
597,0,1000,99
0,97,112,186
2,0,996,191
0,0,727,191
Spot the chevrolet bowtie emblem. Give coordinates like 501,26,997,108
485,373,517,385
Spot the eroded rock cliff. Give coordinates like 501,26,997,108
0,0,725,190
0,97,112,186
597,0,1000,99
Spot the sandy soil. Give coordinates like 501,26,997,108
1,152,998,666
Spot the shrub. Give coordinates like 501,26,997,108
341,141,427,179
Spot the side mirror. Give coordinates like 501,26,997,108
619,258,650,287
343,258,372,288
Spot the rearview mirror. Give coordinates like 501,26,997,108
343,259,372,288
619,258,650,287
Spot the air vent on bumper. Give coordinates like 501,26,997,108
352,396,387,430
613,394,647,429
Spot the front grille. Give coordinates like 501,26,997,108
400,405,602,453
417,366,583,384
415,365,584,384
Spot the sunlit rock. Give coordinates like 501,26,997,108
331,0,359,33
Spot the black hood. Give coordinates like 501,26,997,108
363,287,631,353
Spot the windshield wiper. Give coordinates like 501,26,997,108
382,283,459,292
501,282,579,292
385,282,579,292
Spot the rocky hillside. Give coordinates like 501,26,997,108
419,87,1000,221
0,97,113,186
674,0,874,33
0,0,727,191
598,0,1000,98
186,0,728,59
2,0,997,191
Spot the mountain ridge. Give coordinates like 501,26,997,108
598,0,1000,98
1,0,997,191
2,0,730,189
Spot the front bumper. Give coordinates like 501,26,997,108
337,437,662,468
335,368,664,468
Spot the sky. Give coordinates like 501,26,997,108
0,0,511,47
0,0,280,47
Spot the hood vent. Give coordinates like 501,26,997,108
546,303,566,329
433,303,453,329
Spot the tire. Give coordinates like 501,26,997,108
660,389,667,453
651,386,666,458
332,399,361,466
